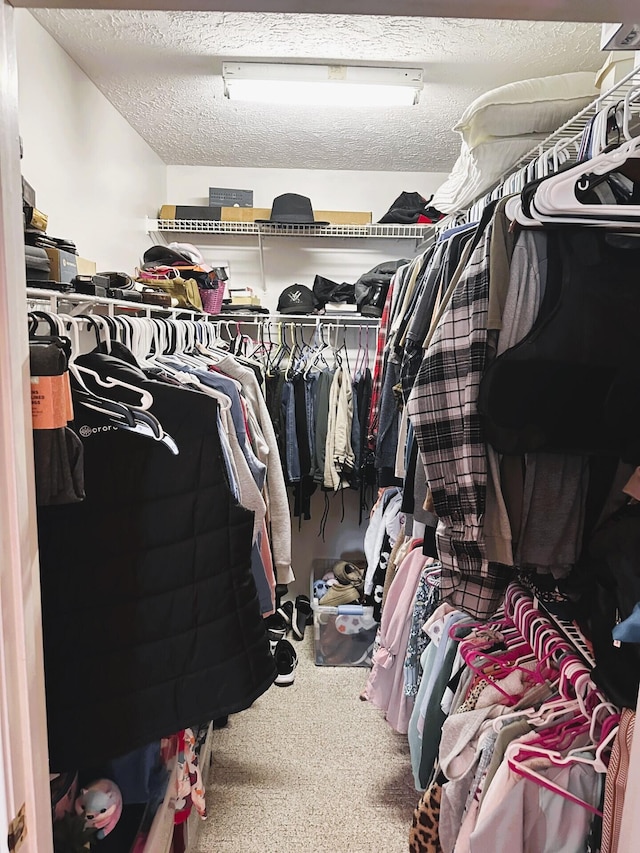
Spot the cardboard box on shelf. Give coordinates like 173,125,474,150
221,207,271,223
76,257,97,276
316,210,372,225
160,205,372,226
44,247,77,283
221,207,372,225
231,296,261,306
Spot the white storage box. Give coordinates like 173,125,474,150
311,559,377,667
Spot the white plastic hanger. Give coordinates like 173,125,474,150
532,135,640,223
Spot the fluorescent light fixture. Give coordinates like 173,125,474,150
222,62,423,107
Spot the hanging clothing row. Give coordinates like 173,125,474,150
403,583,622,853
368,134,640,660
221,317,379,528
29,310,286,775
361,495,629,852
359,117,640,851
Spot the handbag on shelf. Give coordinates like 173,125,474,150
198,279,225,315
135,272,203,312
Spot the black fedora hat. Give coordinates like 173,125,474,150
257,193,329,226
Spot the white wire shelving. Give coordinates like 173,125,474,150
438,65,640,230
146,218,438,291
25,287,380,326
147,218,434,240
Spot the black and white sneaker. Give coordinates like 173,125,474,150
264,613,288,653
273,639,298,686
277,599,294,628
292,595,313,641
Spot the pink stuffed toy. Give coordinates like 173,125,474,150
75,779,122,840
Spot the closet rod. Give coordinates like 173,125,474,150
227,313,380,325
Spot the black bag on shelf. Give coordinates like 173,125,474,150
355,259,407,318
312,275,355,310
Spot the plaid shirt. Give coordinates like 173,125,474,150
407,224,512,619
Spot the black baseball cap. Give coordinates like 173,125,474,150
277,284,315,315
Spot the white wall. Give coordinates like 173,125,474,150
16,11,166,273
165,166,447,311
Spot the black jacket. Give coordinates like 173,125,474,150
38,348,276,769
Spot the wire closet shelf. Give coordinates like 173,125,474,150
146,219,434,240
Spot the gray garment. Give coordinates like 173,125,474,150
487,196,517,331
440,727,498,853
31,341,85,506
516,453,589,573
375,359,400,475
479,718,532,807
484,231,546,565
406,242,446,344
413,443,431,525
282,380,300,483
34,428,85,506
311,369,334,485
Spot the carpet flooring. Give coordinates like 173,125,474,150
194,635,418,852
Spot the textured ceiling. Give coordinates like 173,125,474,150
30,11,604,171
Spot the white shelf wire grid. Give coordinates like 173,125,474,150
148,218,434,240
26,286,193,319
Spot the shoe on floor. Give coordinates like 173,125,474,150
277,599,294,628
292,595,313,641
264,613,288,650
273,639,298,686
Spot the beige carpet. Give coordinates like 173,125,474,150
194,635,418,853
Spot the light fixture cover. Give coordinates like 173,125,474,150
222,63,423,107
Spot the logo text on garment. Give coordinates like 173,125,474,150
79,425,118,437
288,290,302,303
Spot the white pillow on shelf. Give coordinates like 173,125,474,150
454,71,598,150
432,134,547,214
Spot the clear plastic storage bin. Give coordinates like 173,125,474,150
311,559,378,667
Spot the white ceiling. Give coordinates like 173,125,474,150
31,11,605,171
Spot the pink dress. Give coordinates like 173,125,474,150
363,547,429,733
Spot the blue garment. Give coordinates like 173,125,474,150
217,412,240,501
613,602,640,643
408,612,468,790
251,532,273,615
166,360,266,488
281,381,300,483
437,222,478,243
107,741,164,804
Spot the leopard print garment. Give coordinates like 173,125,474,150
409,782,443,853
